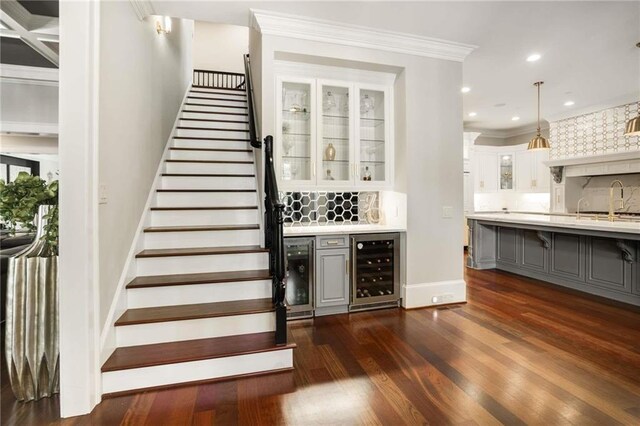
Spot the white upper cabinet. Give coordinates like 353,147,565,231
276,72,394,190
473,151,498,193
473,144,550,194
277,77,316,187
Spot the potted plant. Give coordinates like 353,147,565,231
0,171,59,401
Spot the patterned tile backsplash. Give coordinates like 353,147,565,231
282,191,380,226
577,174,640,214
550,101,640,160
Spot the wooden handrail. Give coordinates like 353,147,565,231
243,55,287,345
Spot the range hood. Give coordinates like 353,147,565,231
545,151,640,178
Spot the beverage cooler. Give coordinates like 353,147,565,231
284,237,314,319
350,233,400,310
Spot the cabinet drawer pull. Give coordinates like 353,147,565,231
326,240,340,245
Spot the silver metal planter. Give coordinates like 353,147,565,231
5,205,59,401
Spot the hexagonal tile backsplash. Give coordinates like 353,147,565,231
281,191,379,226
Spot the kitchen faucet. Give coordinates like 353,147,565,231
576,197,587,220
608,180,625,222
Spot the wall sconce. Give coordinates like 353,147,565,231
155,16,172,35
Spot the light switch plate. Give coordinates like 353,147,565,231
99,184,108,204
442,206,453,218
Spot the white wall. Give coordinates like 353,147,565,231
0,134,57,154
255,32,465,308
193,21,248,73
97,3,193,328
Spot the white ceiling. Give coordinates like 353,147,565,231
155,1,640,133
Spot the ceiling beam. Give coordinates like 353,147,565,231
0,0,59,65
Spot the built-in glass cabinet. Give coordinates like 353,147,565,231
280,80,314,184
277,75,392,189
499,154,514,190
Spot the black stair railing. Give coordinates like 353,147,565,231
193,69,246,90
244,54,287,345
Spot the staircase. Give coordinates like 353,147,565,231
101,68,294,397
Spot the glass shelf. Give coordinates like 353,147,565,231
282,81,313,181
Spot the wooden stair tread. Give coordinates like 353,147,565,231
187,96,246,102
169,147,251,153
190,90,246,97
126,269,271,289
162,173,255,177
114,298,274,326
185,103,248,109
191,85,245,92
173,136,249,141
165,159,253,164
156,189,256,193
176,126,250,132
143,224,259,233
179,118,248,124
182,110,248,116
136,245,268,258
150,206,258,211
102,332,294,372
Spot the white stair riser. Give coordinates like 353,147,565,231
175,129,249,139
161,175,255,189
169,150,252,162
189,90,247,100
116,312,275,347
164,161,254,174
178,119,248,131
187,97,247,107
136,252,269,276
151,209,259,227
156,191,257,207
191,87,245,95
182,104,248,113
172,139,250,150
181,111,248,121
102,349,292,395
143,229,260,249
127,280,272,308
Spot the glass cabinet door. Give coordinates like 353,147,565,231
357,87,387,184
318,82,353,185
499,154,514,190
285,239,313,313
280,81,313,183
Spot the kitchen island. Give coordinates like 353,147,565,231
467,212,640,307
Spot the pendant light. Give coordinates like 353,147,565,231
528,81,550,150
623,43,640,136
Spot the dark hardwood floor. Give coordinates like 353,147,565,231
3,260,640,425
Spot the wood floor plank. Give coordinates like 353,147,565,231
5,253,640,425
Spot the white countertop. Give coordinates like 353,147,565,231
283,224,406,236
467,212,640,235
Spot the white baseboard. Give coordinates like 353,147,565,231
401,279,466,309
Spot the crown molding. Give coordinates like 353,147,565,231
250,9,476,62
129,0,155,21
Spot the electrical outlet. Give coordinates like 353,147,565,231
442,206,453,218
431,293,454,304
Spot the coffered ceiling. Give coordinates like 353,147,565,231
154,1,640,133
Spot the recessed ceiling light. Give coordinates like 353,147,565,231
512,116,520,121
526,53,541,62
468,112,477,117
461,87,471,93
564,100,575,106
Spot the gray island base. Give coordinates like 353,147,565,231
467,217,640,307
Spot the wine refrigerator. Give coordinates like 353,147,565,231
284,237,314,319
350,233,400,311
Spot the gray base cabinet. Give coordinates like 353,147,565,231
315,235,350,316
469,219,640,307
